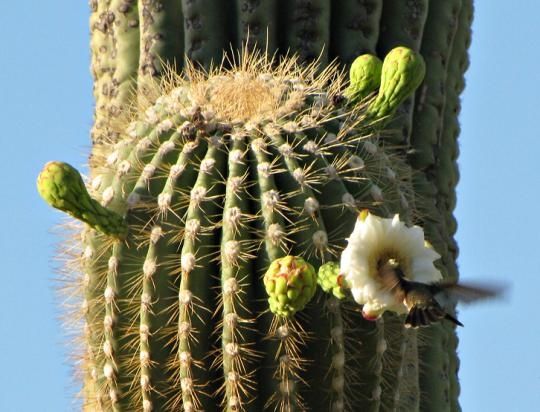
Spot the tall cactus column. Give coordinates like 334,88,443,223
432,3,474,411
409,2,472,411
41,1,475,410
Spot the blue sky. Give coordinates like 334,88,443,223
1,1,539,411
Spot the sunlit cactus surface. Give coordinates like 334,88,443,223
39,1,474,410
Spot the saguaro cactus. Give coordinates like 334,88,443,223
41,2,473,411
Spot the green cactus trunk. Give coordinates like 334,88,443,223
46,1,473,410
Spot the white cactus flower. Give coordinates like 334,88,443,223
340,211,442,320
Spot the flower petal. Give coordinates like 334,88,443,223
339,211,443,317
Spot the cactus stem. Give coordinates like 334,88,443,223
266,316,309,412
176,140,226,410
213,136,259,411
46,38,470,409
101,242,123,409
379,313,410,411
325,296,347,411
395,328,420,411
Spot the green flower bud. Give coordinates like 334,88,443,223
344,54,383,104
317,261,347,299
263,255,317,317
367,46,426,121
37,161,127,239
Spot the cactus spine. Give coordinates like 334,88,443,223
43,2,473,410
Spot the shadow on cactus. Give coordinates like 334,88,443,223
39,47,426,411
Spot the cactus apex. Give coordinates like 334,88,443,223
37,161,127,239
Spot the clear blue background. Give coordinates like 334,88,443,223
1,1,538,410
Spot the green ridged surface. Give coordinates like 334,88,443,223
110,0,139,120
408,3,468,411
436,4,473,412
344,311,385,412
138,0,184,97
377,0,429,55
437,0,473,280
330,0,382,64
48,2,476,410
81,229,109,410
177,141,225,411
47,56,423,409
397,328,420,411
181,0,231,68
278,0,331,64
236,0,277,53
418,324,451,412
90,0,117,144
410,0,463,170
380,313,410,412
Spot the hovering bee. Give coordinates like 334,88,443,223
378,259,503,328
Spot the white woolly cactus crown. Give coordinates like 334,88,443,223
124,50,347,142
340,211,443,319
